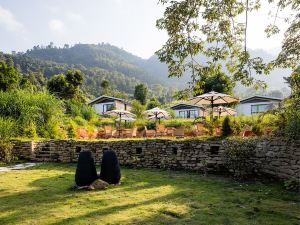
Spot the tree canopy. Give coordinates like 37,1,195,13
156,0,299,91
134,84,148,105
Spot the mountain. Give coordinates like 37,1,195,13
2,43,291,100
24,43,188,89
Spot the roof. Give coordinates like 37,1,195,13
88,95,126,105
170,103,204,110
240,95,283,104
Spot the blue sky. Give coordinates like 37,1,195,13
0,0,289,59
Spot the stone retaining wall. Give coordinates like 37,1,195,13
11,139,300,181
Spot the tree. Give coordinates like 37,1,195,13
47,74,68,98
156,0,299,91
193,66,234,96
134,84,148,105
47,70,84,99
0,61,21,91
147,98,161,110
100,80,110,95
130,100,146,118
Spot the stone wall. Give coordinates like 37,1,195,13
11,139,300,181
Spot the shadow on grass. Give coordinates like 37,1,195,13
0,163,299,225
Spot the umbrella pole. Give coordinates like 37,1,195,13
211,99,214,121
119,114,121,137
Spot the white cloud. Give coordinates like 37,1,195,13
0,5,24,32
48,19,64,32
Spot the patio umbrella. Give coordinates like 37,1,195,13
105,110,136,127
189,91,239,119
213,106,237,118
144,107,170,123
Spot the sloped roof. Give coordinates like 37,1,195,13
240,95,283,104
88,95,125,105
170,103,204,110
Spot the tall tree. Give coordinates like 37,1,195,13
134,84,148,105
0,61,21,91
100,80,110,95
156,0,299,91
47,70,84,99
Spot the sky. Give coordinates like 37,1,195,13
0,0,291,59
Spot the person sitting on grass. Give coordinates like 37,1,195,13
75,151,98,187
100,149,121,184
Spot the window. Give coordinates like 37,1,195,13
251,104,270,114
179,111,186,118
103,103,114,113
189,110,198,118
179,110,198,118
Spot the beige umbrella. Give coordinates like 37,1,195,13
144,107,170,123
189,91,239,118
105,109,136,128
213,106,237,118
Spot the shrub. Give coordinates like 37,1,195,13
0,140,13,163
74,116,87,126
0,117,16,162
23,122,38,138
0,90,64,139
252,123,264,136
224,140,256,179
67,121,77,139
221,116,233,137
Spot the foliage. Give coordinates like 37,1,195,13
0,90,64,139
134,84,148,105
0,61,21,91
65,100,97,121
156,0,299,91
147,98,161,110
130,100,146,119
252,123,264,136
224,140,256,179
193,67,235,96
100,80,110,95
221,116,233,137
47,70,84,99
0,117,15,162
0,140,13,163
23,122,38,138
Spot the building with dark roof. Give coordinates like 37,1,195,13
170,103,206,118
236,95,283,115
89,95,131,115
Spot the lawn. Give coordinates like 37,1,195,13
0,163,299,225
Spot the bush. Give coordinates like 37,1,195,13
0,140,13,163
221,116,233,137
67,121,77,139
252,123,264,136
224,140,256,179
0,90,64,139
0,117,15,162
23,122,38,138
74,116,87,126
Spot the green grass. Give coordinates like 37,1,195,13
0,163,299,225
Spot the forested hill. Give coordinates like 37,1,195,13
24,43,188,88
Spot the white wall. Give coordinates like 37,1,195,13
236,101,280,115
174,108,204,118
93,101,115,115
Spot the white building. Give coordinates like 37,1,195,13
236,95,282,115
170,103,206,118
88,95,131,115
